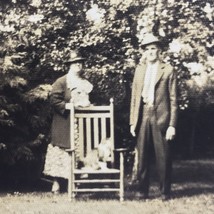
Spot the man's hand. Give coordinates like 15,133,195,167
130,125,136,137
166,126,176,141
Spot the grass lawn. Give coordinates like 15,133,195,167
0,158,214,214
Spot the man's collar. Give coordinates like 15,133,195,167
147,61,159,67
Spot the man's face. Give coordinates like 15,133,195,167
144,43,159,63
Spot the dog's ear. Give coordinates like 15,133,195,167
100,138,105,144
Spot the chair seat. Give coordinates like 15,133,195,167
74,168,120,174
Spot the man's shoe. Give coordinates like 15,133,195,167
161,194,171,201
136,192,149,200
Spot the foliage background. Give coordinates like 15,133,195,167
0,0,213,183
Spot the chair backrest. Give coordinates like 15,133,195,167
67,99,115,163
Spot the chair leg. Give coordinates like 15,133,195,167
68,177,72,199
68,177,76,200
119,185,124,202
119,152,124,202
68,154,75,200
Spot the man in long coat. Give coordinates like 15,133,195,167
130,33,178,200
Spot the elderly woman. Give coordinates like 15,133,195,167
43,50,93,193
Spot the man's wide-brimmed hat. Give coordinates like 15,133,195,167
66,50,85,64
141,33,160,48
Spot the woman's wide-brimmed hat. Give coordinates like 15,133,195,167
141,33,160,48
66,50,85,64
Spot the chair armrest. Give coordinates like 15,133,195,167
114,148,129,153
65,149,75,153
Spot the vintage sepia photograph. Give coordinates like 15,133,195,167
0,0,213,213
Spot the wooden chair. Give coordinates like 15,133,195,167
65,99,126,201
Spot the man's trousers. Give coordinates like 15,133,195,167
136,104,172,196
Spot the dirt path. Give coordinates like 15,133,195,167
0,159,214,214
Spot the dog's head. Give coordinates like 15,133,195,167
98,138,112,162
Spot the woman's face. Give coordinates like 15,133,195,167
68,61,83,75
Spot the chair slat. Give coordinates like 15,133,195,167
73,188,120,192
75,113,110,118
93,118,99,148
78,118,84,159
76,106,111,111
74,179,120,183
101,117,106,140
86,118,91,154
66,103,111,111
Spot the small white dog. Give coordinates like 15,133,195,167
81,138,112,171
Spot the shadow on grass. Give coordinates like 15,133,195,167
172,159,214,198
173,186,214,198
173,159,214,183
0,159,214,200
